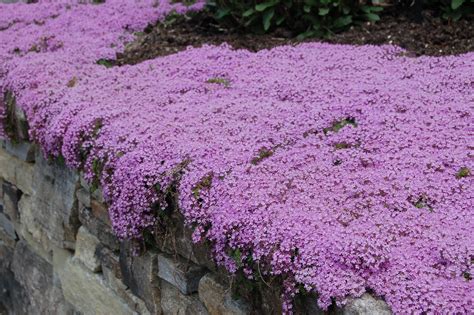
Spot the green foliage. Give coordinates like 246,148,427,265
424,0,474,21
323,117,358,134
456,166,471,179
96,58,115,68
206,77,231,87
207,0,384,38
251,147,274,165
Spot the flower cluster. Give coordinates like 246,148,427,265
1,1,472,314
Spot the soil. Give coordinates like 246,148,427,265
116,9,474,65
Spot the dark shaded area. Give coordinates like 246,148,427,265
116,9,473,65
326,9,474,57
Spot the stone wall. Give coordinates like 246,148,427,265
0,107,392,315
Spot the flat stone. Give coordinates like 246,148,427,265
4,141,35,163
79,173,105,203
198,274,250,315
96,245,122,281
0,243,29,315
158,253,207,295
4,93,29,141
76,187,91,208
343,293,392,315
0,177,3,209
161,279,208,315
120,242,161,314
0,148,34,195
0,225,17,249
29,151,80,248
90,199,111,227
55,247,134,315
17,194,55,259
74,226,101,272
79,203,119,251
2,181,22,223
102,267,152,315
12,241,71,314
0,212,16,241
157,211,215,270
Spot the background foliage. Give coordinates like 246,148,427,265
207,0,473,38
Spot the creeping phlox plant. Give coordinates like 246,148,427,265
0,1,473,314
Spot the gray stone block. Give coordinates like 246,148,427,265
76,187,91,208
0,148,34,196
79,203,119,251
2,181,22,223
0,213,16,241
161,279,208,315
102,267,151,315
12,241,71,314
157,253,207,295
4,141,35,163
198,273,250,315
96,245,122,281
74,226,101,272
55,250,134,315
343,293,392,315
157,211,215,271
120,242,161,314
0,243,29,315
29,151,80,248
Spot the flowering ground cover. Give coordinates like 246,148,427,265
1,1,473,313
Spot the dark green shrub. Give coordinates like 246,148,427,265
426,0,474,21
207,0,384,38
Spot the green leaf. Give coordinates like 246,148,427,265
333,15,352,28
319,7,330,15
263,8,275,31
370,6,384,12
342,6,351,14
255,1,277,12
276,15,286,25
365,13,380,21
242,8,255,17
214,8,230,19
451,0,465,10
304,5,311,13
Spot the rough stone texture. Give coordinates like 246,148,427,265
0,243,28,315
4,141,35,163
102,266,152,315
1,181,22,223
198,274,251,315
0,213,16,241
158,253,207,295
96,244,122,281
12,241,72,314
75,226,102,272
343,294,392,315
157,211,215,271
161,279,209,315
120,242,161,314
30,151,80,249
79,201,119,251
3,94,29,141
56,250,134,315
0,225,16,249
0,148,34,195
16,193,54,261
76,187,91,209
